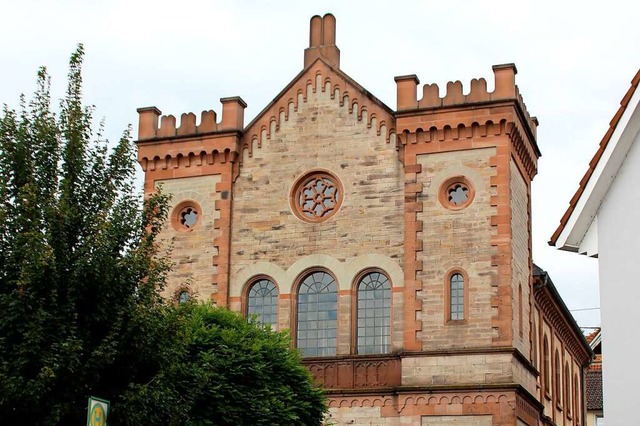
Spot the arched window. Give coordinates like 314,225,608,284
532,322,538,369
574,374,580,424
448,272,465,321
565,362,571,416
518,283,523,336
247,278,278,329
543,336,550,393
356,271,391,354
297,271,337,357
178,290,191,304
555,351,561,405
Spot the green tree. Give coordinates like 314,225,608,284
121,304,327,426
0,46,326,425
0,44,174,425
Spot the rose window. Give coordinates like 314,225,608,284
171,201,202,231
447,183,469,206
292,171,343,222
439,176,474,210
180,207,198,228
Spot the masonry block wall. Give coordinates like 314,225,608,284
156,175,221,299
135,13,592,426
416,148,496,349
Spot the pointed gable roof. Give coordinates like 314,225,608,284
240,15,396,160
550,69,640,251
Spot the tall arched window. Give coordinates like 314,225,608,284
574,374,580,424
555,351,561,405
518,283,523,336
543,336,550,393
356,271,391,354
297,271,337,357
565,362,571,416
532,322,538,369
247,278,278,329
449,272,465,321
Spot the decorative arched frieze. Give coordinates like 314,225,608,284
240,60,396,166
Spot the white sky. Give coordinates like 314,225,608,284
2,0,638,329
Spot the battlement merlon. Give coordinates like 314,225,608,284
395,64,539,143
136,96,247,141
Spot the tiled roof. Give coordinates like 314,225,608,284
586,369,603,411
550,69,640,246
589,354,602,371
585,328,601,344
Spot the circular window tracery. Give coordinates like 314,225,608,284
439,176,475,210
447,182,469,206
171,200,202,231
180,206,198,228
291,171,343,222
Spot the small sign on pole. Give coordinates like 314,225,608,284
86,396,110,426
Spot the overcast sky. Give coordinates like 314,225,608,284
2,0,638,329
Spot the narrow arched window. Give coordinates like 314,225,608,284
297,271,337,357
574,374,580,423
555,351,561,404
543,336,550,392
178,290,191,304
532,322,538,368
247,278,278,329
565,363,571,416
449,273,465,320
518,283,523,336
356,271,391,354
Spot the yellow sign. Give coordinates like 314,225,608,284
87,397,109,426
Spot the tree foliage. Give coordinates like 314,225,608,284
0,44,174,424
0,46,325,425
121,304,327,425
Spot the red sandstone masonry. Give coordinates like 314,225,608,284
134,13,589,426
395,64,539,352
136,99,246,303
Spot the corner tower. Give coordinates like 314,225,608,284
395,65,540,354
136,97,246,305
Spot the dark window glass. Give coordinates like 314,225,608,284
247,279,278,329
178,291,190,304
450,273,465,320
297,272,337,356
544,336,550,389
555,351,561,403
357,272,391,354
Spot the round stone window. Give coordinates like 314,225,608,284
291,170,343,222
439,176,475,210
171,201,202,231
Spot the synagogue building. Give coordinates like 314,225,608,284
136,14,592,425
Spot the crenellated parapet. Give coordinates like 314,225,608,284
395,63,539,180
136,97,246,174
137,97,246,140
396,64,538,141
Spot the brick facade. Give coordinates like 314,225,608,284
136,14,591,425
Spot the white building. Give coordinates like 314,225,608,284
550,69,640,426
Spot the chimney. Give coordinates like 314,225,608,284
304,14,340,69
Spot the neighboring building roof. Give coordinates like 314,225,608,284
586,369,604,411
585,328,600,345
532,264,593,363
549,69,640,252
